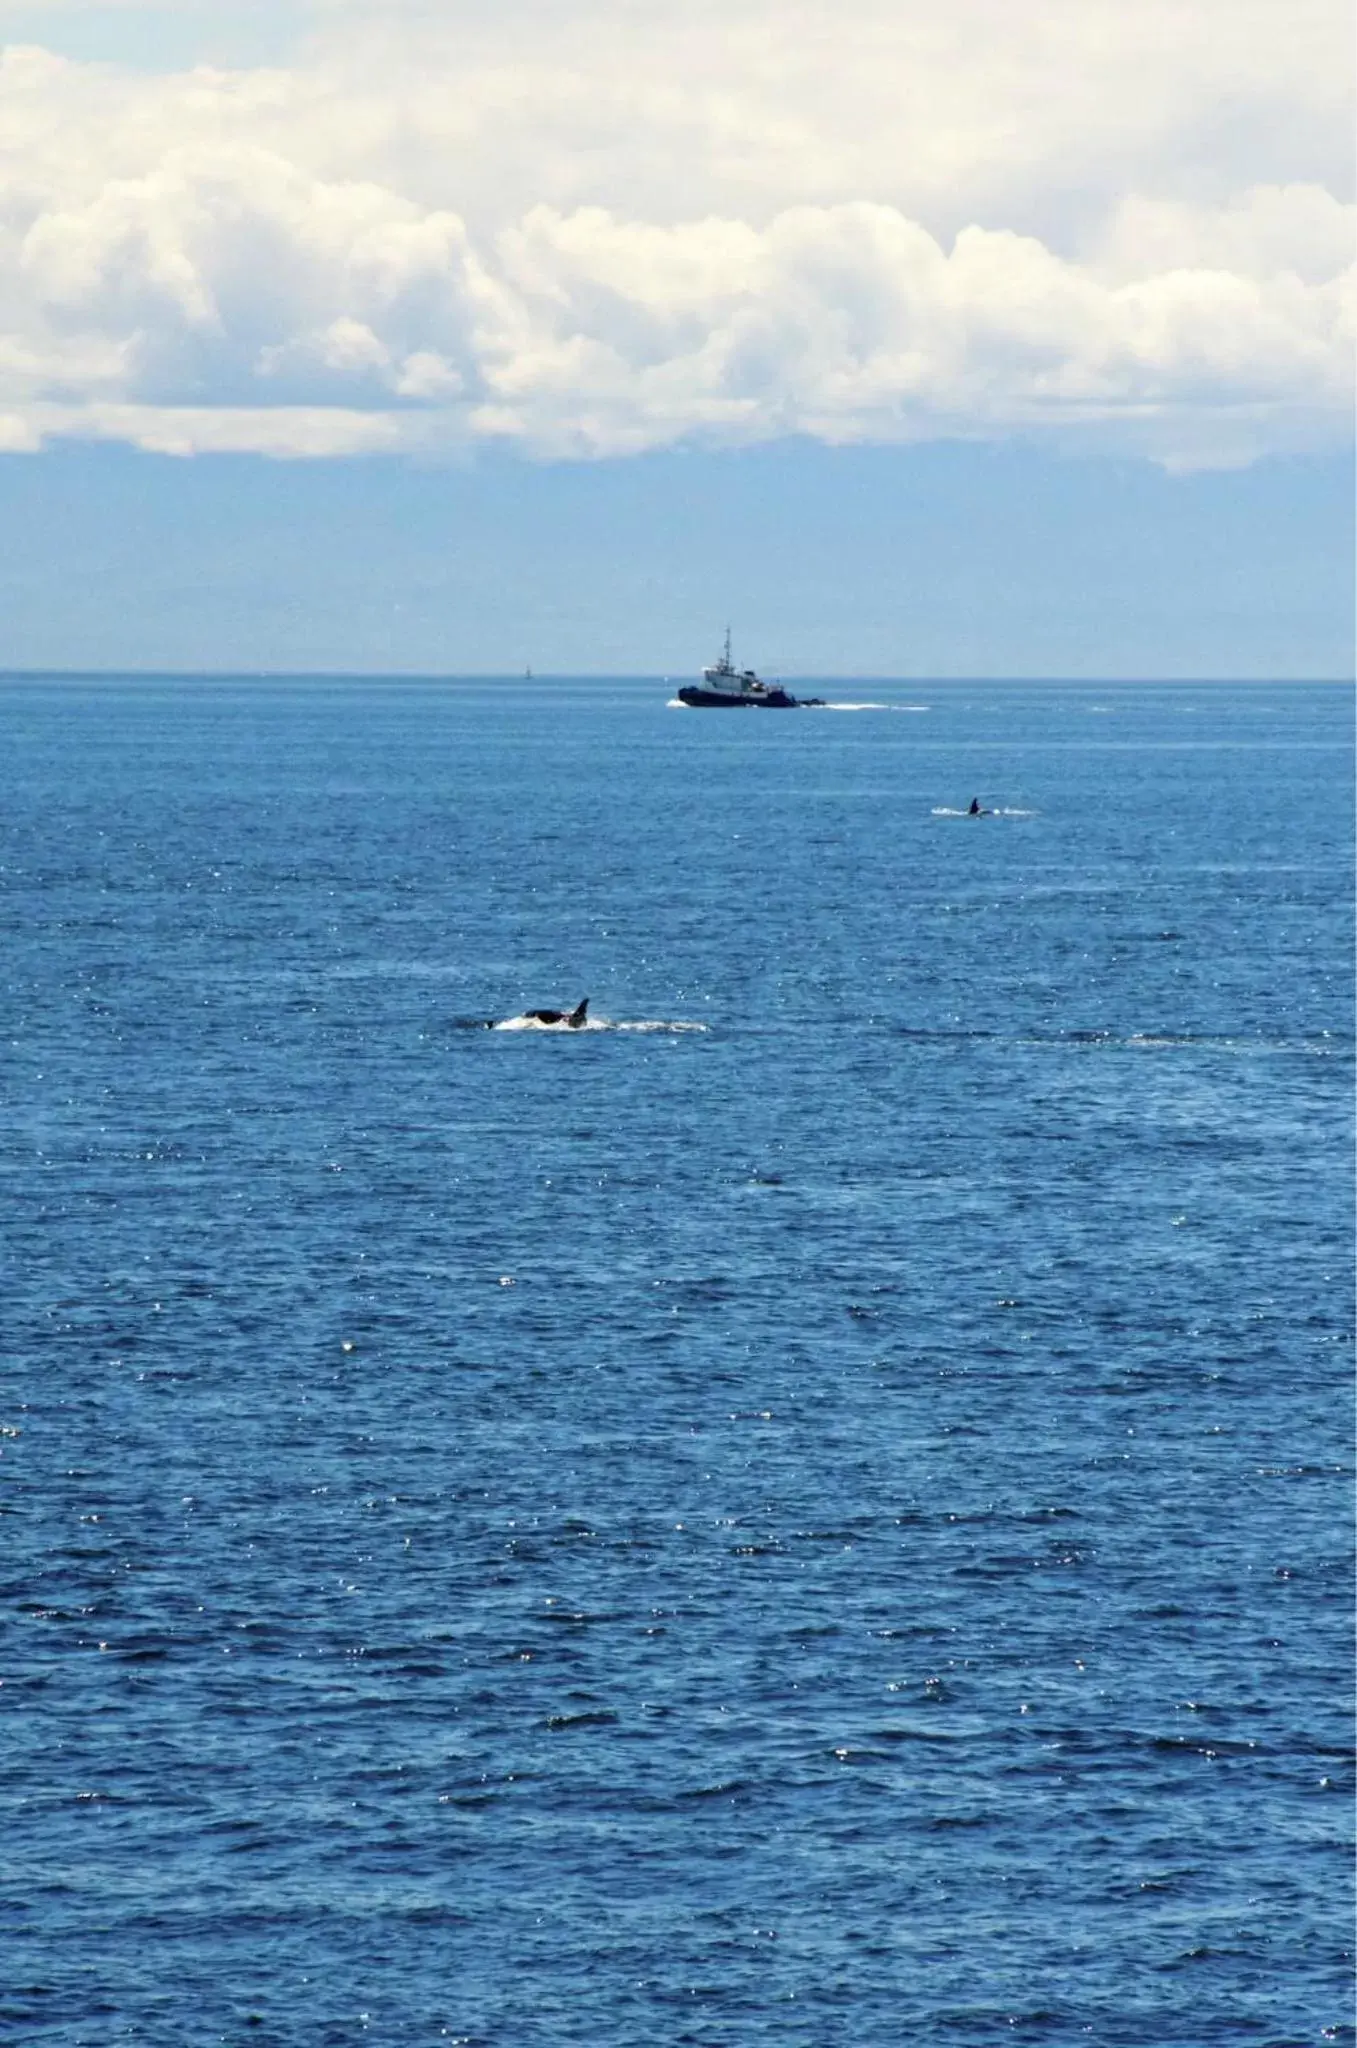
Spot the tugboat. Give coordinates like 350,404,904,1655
677,631,821,708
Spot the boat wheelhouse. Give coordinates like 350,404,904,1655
676,632,817,708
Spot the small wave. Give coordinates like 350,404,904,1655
893,1026,997,1041
1033,1030,1344,1054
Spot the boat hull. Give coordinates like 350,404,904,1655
677,685,801,708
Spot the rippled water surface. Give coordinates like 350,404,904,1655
3,678,1353,2046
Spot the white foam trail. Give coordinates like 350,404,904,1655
668,698,928,712
614,1020,709,1033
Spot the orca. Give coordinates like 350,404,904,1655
519,997,590,1028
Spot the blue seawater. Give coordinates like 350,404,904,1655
2,677,1352,2048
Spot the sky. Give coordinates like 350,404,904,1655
0,0,1351,675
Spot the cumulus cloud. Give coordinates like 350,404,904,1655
0,0,1351,465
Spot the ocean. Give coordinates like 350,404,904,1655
3,676,1352,2047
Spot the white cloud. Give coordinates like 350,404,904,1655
0,1,1351,465
27,398,409,455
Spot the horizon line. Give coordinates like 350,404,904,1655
1,669,1351,686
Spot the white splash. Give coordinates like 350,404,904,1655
492,1015,707,1032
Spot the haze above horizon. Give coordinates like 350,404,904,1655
0,0,1351,675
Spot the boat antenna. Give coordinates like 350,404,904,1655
723,625,732,668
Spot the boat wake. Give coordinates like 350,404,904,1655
933,805,1037,817
669,698,928,713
